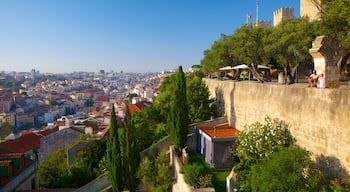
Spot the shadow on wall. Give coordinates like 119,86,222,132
214,87,225,118
230,83,236,128
316,155,349,179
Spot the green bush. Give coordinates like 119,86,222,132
182,163,210,187
198,174,213,188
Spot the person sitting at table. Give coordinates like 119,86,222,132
308,70,319,87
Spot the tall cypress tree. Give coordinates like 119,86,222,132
168,65,189,151
121,105,139,192
106,105,123,192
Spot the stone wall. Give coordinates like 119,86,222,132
39,128,83,163
204,79,350,173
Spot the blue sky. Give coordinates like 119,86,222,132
0,0,299,73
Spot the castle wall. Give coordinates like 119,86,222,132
300,0,321,21
273,7,294,26
204,79,350,172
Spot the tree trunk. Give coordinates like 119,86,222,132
247,63,265,83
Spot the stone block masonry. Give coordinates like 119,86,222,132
204,79,350,173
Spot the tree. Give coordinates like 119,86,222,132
120,105,139,192
137,151,172,192
153,151,172,192
320,0,350,49
234,117,294,191
132,112,155,151
153,75,175,121
106,105,123,192
250,147,322,192
201,34,237,74
0,122,13,139
319,0,350,74
38,149,68,188
168,65,189,151
186,75,212,123
265,18,317,84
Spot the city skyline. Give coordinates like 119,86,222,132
0,0,300,73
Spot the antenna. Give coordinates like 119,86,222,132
256,0,259,25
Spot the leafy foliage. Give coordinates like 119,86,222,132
200,18,319,83
106,105,123,192
250,146,322,192
234,117,294,191
0,122,13,139
120,105,139,192
38,149,68,188
168,66,189,151
39,137,106,188
320,0,350,48
186,75,212,123
137,151,172,192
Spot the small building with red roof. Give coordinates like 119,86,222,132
196,123,240,168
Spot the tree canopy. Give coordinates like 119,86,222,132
233,117,295,191
168,65,189,151
250,146,322,192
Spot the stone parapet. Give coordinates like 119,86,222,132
204,78,350,173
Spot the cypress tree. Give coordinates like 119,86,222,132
168,65,189,152
121,105,139,192
106,105,123,192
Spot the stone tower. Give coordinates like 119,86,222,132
300,0,322,21
273,7,294,26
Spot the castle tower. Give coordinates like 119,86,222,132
273,7,294,26
300,0,322,21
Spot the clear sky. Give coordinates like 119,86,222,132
0,0,299,74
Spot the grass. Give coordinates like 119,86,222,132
212,168,231,192
187,152,232,192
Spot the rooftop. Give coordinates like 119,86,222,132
199,123,240,139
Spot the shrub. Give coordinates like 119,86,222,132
182,163,209,187
198,174,213,188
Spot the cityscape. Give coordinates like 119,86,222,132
1,0,350,192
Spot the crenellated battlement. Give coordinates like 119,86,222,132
273,7,294,26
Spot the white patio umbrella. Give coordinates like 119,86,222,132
219,66,234,71
232,64,270,69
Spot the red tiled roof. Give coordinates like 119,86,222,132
82,88,103,93
0,132,41,153
128,104,142,113
135,101,151,109
199,124,240,138
96,95,109,102
127,101,151,114
36,127,59,136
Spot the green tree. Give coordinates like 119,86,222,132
106,105,123,192
319,0,350,74
230,25,272,66
137,151,172,192
320,0,350,49
234,117,294,191
133,112,155,151
186,75,212,123
250,147,322,192
265,18,317,84
0,122,13,139
120,105,139,192
201,34,237,74
153,151,172,192
168,65,189,151
153,75,175,121
38,149,68,188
